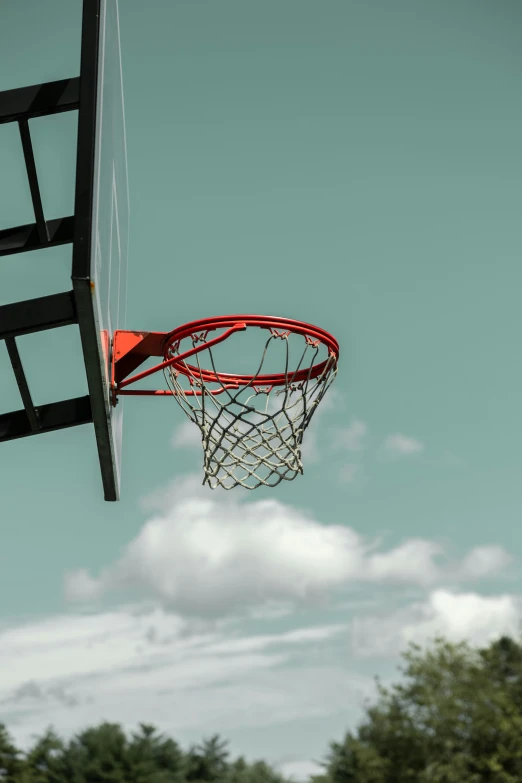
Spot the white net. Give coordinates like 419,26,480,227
163,327,338,490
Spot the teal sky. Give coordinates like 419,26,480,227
1,0,522,775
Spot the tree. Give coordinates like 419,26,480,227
59,722,130,783
185,735,230,783
25,728,66,783
19,722,289,783
225,756,249,783
321,734,390,783
321,635,522,783
127,723,185,783
242,760,287,783
0,725,28,783
225,758,286,783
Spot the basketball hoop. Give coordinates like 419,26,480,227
111,315,339,490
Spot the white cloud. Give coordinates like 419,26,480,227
365,540,443,586
383,433,424,456
332,419,367,452
352,589,522,658
247,602,295,620
0,606,370,756
64,568,102,602
67,488,376,615
457,545,512,579
66,475,511,617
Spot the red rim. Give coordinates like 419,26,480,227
163,315,339,387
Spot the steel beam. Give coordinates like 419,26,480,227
4,337,40,431
0,291,77,340
0,396,92,442
18,119,49,243
0,78,79,125
0,216,74,257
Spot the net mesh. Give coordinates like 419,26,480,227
163,327,338,490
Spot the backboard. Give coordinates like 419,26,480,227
72,0,129,501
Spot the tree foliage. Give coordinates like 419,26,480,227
185,735,230,783
0,724,29,783
321,635,522,783
0,721,287,783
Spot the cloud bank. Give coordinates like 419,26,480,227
65,476,510,617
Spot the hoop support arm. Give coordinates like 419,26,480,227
112,331,166,386
111,324,247,399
